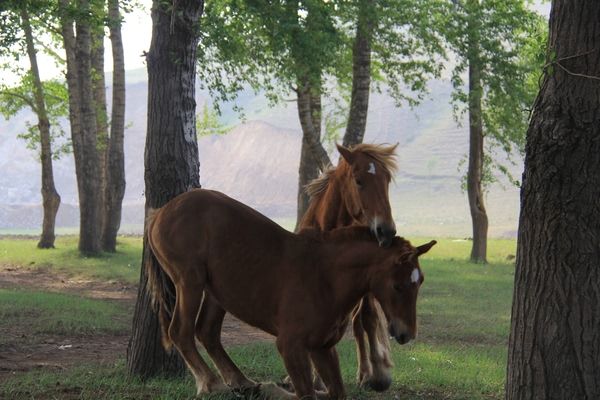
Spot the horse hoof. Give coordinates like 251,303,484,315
363,374,392,392
232,382,261,398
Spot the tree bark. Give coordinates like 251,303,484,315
101,0,126,252
127,0,204,378
342,0,372,148
505,1,600,399
60,0,83,169
295,81,325,229
21,9,61,249
60,0,102,255
91,1,109,244
466,0,488,263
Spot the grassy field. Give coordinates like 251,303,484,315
0,236,141,283
0,235,516,399
0,289,131,341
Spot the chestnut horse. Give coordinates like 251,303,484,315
147,189,435,399
299,143,398,391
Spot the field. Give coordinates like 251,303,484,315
0,235,517,399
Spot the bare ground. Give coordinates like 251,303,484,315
0,264,274,381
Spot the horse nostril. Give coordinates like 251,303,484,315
376,226,384,237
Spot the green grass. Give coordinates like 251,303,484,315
415,238,516,345
0,236,516,399
0,289,130,338
0,235,142,283
0,341,506,399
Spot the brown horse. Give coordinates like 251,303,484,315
147,189,435,399
299,143,398,391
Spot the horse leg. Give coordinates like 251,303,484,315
352,299,373,386
169,283,227,396
195,293,256,389
361,294,393,392
279,338,318,399
310,347,346,400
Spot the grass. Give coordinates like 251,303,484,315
0,235,142,283
0,341,507,399
0,236,517,399
0,289,130,340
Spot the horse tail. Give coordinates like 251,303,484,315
144,208,176,351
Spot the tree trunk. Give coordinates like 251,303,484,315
505,1,600,398
60,0,83,170
91,3,109,245
101,0,126,252
127,0,204,378
295,79,331,229
75,0,102,255
342,0,372,148
21,9,61,249
466,3,487,263
61,0,102,255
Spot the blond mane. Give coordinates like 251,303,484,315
304,143,399,201
352,143,399,176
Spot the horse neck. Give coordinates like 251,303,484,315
322,239,384,314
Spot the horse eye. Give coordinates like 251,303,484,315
355,178,363,187
393,283,402,292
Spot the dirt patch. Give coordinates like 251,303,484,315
0,264,273,381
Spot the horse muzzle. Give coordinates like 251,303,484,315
389,321,415,345
375,224,396,248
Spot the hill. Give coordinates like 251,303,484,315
0,69,521,237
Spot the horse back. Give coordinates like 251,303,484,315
149,189,309,335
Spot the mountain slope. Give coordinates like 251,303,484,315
0,70,521,237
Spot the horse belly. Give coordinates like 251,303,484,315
206,282,280,337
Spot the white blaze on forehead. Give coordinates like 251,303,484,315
368,162,376,175
410,268,420,284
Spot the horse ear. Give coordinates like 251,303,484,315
416,240,437,256
337,144,354,165
395,250,414,265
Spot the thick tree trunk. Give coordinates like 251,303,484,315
342,0,372,148
21,10,61,249
101,0,126,252
61,0,102,255
75,0,102,255
466,3,487,264
127,0,204,378
505,1,600,399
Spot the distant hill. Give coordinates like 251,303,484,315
0,69,522,237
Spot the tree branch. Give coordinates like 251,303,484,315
0,90,37,113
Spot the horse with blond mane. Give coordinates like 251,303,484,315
299,143,399,391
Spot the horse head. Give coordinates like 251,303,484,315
370,239,436,344
337,143,398,247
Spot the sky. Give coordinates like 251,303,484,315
4,0,551,85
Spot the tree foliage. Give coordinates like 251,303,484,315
196,103,230,136
0,1,70,159
198,0,445,114
442,0,547,186
198,0,343,110
0,73,71,158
